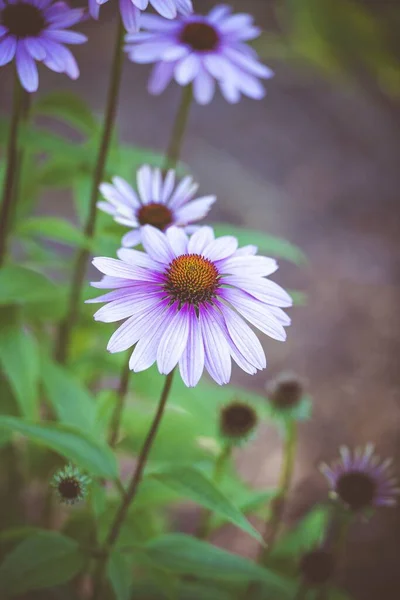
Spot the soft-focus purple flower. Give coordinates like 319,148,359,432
98,165,215,248
321,444,400,512
88,0,193,34
0,0,87,92
87,225,292,387
125,4,273,104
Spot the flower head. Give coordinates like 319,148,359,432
299,549,335,586
89,0,193,33
87,225,292,387
219,400,258,445
98,166,215,248
0,0,87,92
320,444,399,512
125,4,273,104
51,464,91,505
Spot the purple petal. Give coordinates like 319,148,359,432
92,257,161,282
223,47,273,79
140,13,178,31
94,292,161,323
25,37,46,60
175,196,216,224
208,5,231,23
218,301,266,369
219,78,240,104
203,236,238,261
193,67,216,105
141,225,175,265
86,284,155,303
0,25,9,37
168,175,197,209
88,0,100,19
187,226,214,254
128,40,171,63
157,305,190,374
179,306,204,387
165,226,188,256
151,0,177,19
217,255,278,277
121,229,142,248
228,275,292,307
119,0,141,32
117,247,164,271
199,305,231,385
16,41,39,92
90,275,139,289
133,0,148,8
0,36,17,66
47,7,85,28
44,30,87,44
107,300,167,352
99,182,135,212
148,60,176,95
175,0,192,15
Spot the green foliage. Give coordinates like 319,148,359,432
108,551,132,600
150,465,263,542
33,91,98,137
0,265,59,305
0,307,39,419
0,416,117,478
0,531,86,595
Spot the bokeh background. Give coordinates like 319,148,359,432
1,0,399,598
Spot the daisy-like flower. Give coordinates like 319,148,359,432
0,0,87,93
98,165,216,248
125,4,273,105
88,0,193,34
87,225,292,387
320,444,400,512
51,464,91,505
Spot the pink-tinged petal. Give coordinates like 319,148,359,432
25,37,46,60
199,305,231,385
107,301,168,353
16,42,39,92
193,67,216,105
148,60,176,95
92,257,161,282
157,305,190,374
168,176,198,209
221,287,287,341
166,226,188,256
187,226,214,254
112,176,141,207
141,224,175,264
217,255,278,277
94,291,161,323
121,229,142,248
117,247,164,271
203,236,238,261
234,244,258,256
218,301,266,369
0,36,17,66
86,284,155,303
223,47,273,79
91,275,140,289
161,169,175,202
228,276,292,307
175,196,216,224
174,53,200,85
179,306,204,387
130,303,177,371
119,0,140,32
151,0,177,19
136,165,152,203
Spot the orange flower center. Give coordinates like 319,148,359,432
164,254,219,306
137,203,173,231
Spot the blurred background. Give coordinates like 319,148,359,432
1,0,399,598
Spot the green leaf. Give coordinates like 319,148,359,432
0,265,58,305
0,531,86,595
151,466,263,543
41,357,97,433
108,552,132,600
38,160,88,189
0,307,39,419
90,480,108,520
212,223,307,265
17,216,89,248
33,91,98,136
0,416,117,478
271,505,331,559
142,534,293,595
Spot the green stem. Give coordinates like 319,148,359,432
108,355,131,448
196,443,232,539
295,582,309,600
260,418,297,562
91,370,175,600
0,75,24,266
54,16,125,364
164,84,193,170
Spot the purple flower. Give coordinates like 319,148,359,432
0,0,87,93
321,444,400,512
88,0,193,34
98,165,216,248
125,4,273,105
87,225,292,387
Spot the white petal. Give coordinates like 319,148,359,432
179,306,204,387
199,305,231,385
157,306,190,373
187,226,214,254
161,169,176,202
136,165,153,204
175,196,216,224
165,226,188,256
107,300,167,353
117,248,164,271
203,236,238,261
141,225,175,264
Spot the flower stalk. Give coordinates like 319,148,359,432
0,75,24,266
91,369,175,599
54,16,125,364
164,84,193,170
108,355,131,448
